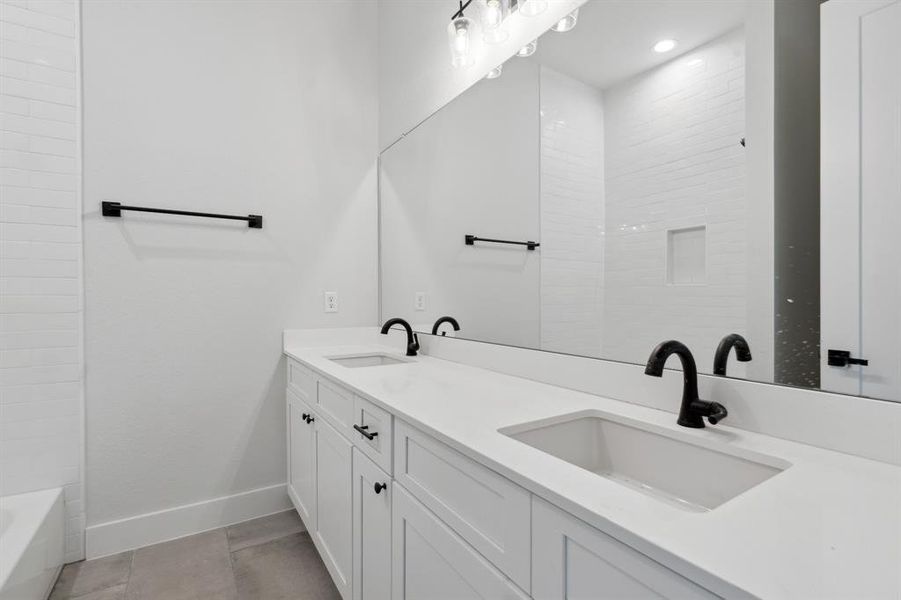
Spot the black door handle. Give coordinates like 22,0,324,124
353,424,378,440
374,482,387,494
827,349,869,367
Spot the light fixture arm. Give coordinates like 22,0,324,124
451,0,474,20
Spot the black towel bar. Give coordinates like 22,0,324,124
465,234,539,251
101,201,262,229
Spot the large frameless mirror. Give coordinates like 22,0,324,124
379,0,901,402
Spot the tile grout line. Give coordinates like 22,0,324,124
121,549,135,599
223,527,240,599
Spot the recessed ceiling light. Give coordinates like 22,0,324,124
654,39,677,53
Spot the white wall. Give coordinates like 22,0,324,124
81,0,378,555
378,0,585,150
602,29,750,374
380,58,541,347
539,65,605,356
743,0,775,383
0,0,85,562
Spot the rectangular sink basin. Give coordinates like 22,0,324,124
501,411,789,512
327,353,409,368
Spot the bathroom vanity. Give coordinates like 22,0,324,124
284,330,901,600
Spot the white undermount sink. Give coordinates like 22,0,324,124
501,411,790,512
327,353,409,368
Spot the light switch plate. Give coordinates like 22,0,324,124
324,291,338,313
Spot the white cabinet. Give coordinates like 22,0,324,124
531,497,717,600
287,389,316,526
288,359,722,600
393,420,531,591
392,484,529,600
314,416,354,600
353,449,392,600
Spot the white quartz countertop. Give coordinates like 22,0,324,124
284,337,901,600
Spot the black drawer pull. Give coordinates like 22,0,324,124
353,424,378,440
374,482,387,494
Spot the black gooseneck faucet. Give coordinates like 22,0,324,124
713,333,752,376
644,340,728,428
431,316,460,336
380,318,419,357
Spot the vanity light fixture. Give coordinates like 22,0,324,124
485,63,504,79
551,8,579,32
516,39,537,57
518,0,547,17
480,0,510,44
653,38,677,53
448,2,476,68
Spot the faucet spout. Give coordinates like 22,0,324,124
713,333,752,376
380,317,419,357
645,340,725,428
431,316,460,336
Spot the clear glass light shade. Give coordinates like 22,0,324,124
480,0,510,44
518,0,547,17
516,39,537,57
485,63,503,79
447,16,475,68
551,8,579,32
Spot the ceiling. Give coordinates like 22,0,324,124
531,0,748,90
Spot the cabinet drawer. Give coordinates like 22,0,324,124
393,420,531,592
287,358,317,404
351,395,393,475
317,379,355,435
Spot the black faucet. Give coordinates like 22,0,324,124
380,318,419,357
431,316,460,336
644,340,728,428
713,333,752,376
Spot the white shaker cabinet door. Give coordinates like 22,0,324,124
287,389,316,527
532,498,717,600
352,449,392,600
391,484,528,600
315,416,354,600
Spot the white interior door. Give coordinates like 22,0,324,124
860,1,901,400
821,0,901,399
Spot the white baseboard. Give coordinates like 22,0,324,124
85,483,292,559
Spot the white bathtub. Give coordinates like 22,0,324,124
0,489,65,600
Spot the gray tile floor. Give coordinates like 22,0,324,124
50,510,341,600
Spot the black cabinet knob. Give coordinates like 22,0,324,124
374,482,387,494
301,413,309,421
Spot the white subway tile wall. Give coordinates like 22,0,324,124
539,66,606,357
0,0,84,562
602,29,749,375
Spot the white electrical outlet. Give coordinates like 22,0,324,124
324,291,338,313
415,292,426,311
